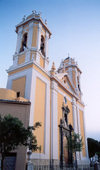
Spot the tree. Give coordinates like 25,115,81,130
87,138,100,159
0,114,41,169
67,132,83,168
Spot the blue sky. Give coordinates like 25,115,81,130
0,0,100,140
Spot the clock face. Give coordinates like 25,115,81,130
64,96,67,104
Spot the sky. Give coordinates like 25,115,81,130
0,0,100,141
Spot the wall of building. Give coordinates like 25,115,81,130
34,78,46,153
57,85,73,160
0,101,30,170
12,76,26,97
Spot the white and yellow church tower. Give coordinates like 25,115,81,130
6,11,89,167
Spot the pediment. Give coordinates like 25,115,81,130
56,73,76,93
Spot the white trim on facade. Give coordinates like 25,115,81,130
16,26,23,53
72,97,78,133
27,22,34,48
57,88,72,102
30,67,50,160
6,67,33,100
51,80,58,160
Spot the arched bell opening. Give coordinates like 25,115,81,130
20,33,28,52
40,35,45,56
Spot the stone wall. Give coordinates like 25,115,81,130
0,100,30,170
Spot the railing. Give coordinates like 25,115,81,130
33,165,92,170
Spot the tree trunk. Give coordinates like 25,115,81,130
1,153,4,170
75,152,77,170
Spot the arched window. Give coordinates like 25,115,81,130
77,76,80,91
20,33,27,52
40,35,45,56
64,96,67,104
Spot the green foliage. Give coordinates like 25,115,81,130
67,132,83,154
0,114,41,154
87,138,100,158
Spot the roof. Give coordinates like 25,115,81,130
0,88,29,102
16,12,51,37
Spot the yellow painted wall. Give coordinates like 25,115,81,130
32,25,38,47
8,63,50,82
33,64,50,80
12,76,26,97
72,70,76,88
40,56,44,68
58,86,72,100
18,54,25,65
57,91,73,159
79,110,86,157
0,88,16,100
23,29,29,34
30,51,36,61
33,78,46,153
23,24,29,34
8,64,33,75
58,92,63,159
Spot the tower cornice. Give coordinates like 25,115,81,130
16,14,51,38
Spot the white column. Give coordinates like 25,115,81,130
16,26,23,53
82,110,89,159
36,23,41,64
72,97,78,133
72,99,80,162
25,50,30,63
51,80,58,160
37,23,41,51
45,32,49,58
77,106,90,165
44,58,49,71
27,22,34,48
13,54,18,67
77,107,81,135
77,106,82,160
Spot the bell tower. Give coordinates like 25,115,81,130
11,11,51,71
58,57,82,96
6,11,51,159
7,11,51,99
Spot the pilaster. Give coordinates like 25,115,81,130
45,32,49,58
44,57,49,71
82,110,89,159
27,22,34,48
72,97,78,133
35,23,42,65
37,23,42,51
76,106,82,160
16,26,23,53
25,50,30,63
51,80,58,160
13,54,18,67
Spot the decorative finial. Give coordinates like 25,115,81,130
50,62,56,75
68,53,70,58
22,15,26,21
45,19,47,25
52,62,56,71
32,10,36,14
38,11,42,16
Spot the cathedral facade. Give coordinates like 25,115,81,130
3,11,89,167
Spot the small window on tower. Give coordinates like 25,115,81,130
40,35,45,56
20,33,27,52
17,92,20,98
